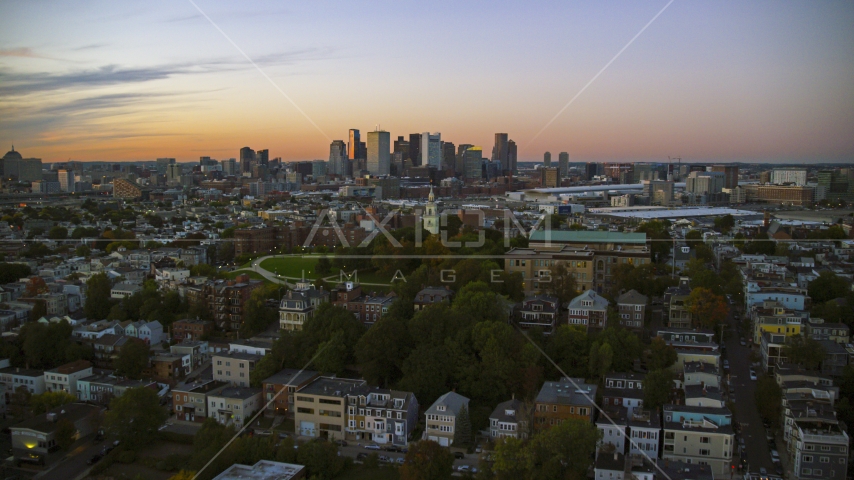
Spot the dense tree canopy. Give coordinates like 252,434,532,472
104,387,168,450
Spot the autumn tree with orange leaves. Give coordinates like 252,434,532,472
686,287,729,330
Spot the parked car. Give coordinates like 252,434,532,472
356,453,368,460
749,370,757,381
365,444,381,450
335,440,348,447
458,465,471,472
396,457,405,464
378,455,390,463
760,467,767,475
454,451,465,459
740,337,747,346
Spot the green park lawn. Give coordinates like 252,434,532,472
259,256,321,279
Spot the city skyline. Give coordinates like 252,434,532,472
1,1,853,164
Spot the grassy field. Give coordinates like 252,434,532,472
225,270,269,282
259,257,321,279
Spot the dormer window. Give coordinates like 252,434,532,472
505,409,515,416
437,405,445,412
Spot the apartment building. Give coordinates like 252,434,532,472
489,398,530,440
791,417,848,480
515,294,561,335
683,361,720,389
44,360,92,396
665,287,693,329
212,351,261,388
207,387,263,428
504,247,595,293
804,319,850,344
533,377,597,432
347,388,419,446
76,375,156,404
662,405,734,477
616,289,647,332
10,403,102,466
172,380,229,422
596,406,627,454
331,282,395,327
171,318,214,342
294,377,366,441
186,275,264,331
262,369,319,414
567,290,609,332
279,287,329,331
424,391,470,447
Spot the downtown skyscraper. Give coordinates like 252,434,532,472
421,132,442,168
367,129,390,175
558,152,569,178
409,133,422,166
492,133,509,171
329,140,348,176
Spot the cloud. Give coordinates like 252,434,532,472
70,43,109,51
0,47,52,59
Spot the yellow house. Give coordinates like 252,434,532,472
750,300,806,344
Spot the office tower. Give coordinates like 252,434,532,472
543,152,551,167
442,142,456,172
367,129,391,175
239,147,255,173
312,160,327,178
155,158,175,175
558,152,569,178
421,132,442,168
222,158,237,175
585,163,598,181
507,140,518,174
295,161,314,179
257,149,269,166
348,129,362,160
329,140,348,176
686,171,725,194
689,165,707,173
167,163,182,182
409,133,422,166
540,167,559,188
710,165,739,189
58,169,75,192
394,136,409,159
770,168,807,186
463,146,483,181
492,133,509,166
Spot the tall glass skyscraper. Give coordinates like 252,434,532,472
367,129,390,175
421,132,442,168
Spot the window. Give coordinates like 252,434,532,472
699,449,710,456
821,446,831,451
700,437,710,443
803,456,813,463
820,457,830,463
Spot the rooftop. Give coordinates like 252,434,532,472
211,460,305,480
535,377,597,406
11,403,102,435
529,230,647,244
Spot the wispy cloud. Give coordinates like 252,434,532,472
0,47,52,59
70,43,109,51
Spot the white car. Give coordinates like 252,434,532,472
749,371,757,381
364,444,380,450
458,465,470,472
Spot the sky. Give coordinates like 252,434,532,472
1,0,853,164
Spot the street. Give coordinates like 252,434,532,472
35,436,105,480
724,305,776,475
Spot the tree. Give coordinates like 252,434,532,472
355,313,413,387
643,369,675,411
48,226,68,239
114,339,150,379
31,391,77,414
588,341,613,380
25,276,49,297
454,403,472,449
189,263,218,277
85,273,113,320
238,289,278,338
714,214,735,233
104,387,168,450
55,418,77,450
316,256,331,276
648,337,678,371
75,245,91,257
784,335,826,370
636,220,671,263
541,263,578,307
686,288,728,329
312,331,348,375
685,229,703,248
0,262,31,284
809,272,849,304
491,437,529,480
743,232,776,255
524,418,600,479
755,376,782,425
296,439,345,479
400,440,454,480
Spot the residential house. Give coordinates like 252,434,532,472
413,286,454,311
684,384,724,408
212,352,261,388
628,409,661,458
594,452,625,480
567,290,609,332
137,320,164,345
347,387,419,446
665,286,692,329
683,361,720,389
172,380,229,422
262,369,320,415
170,341,209,372
489,398,530,440
750,300,807,344
149,354,186,383
533,377,597,432
790,414,848,480
76,375,156,404
207,387,262,428
0,367,45,400
90,334,135,368
110,282,141,300
424,391,470,447
662,404,734,478
44,360,93,396
278,287,329,331
515,294,561,335
186,275,264,331
654,460,713,480
616,289,647,332
602,372,645,416
210,460,305,480
760,331,788,373
596,406,627,454
804,319,850,344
